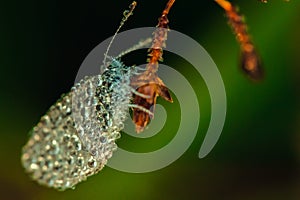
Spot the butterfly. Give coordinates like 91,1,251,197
21,1,143,190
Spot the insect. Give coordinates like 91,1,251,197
131,0,174,133
215,0,264,81
21,1,144,190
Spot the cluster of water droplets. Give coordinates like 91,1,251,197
21,58,135,190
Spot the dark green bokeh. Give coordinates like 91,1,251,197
1,0,300,199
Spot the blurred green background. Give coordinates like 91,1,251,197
1,0,300,199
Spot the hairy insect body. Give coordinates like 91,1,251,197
21,59,134,190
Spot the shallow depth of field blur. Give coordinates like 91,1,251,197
1,0,300,199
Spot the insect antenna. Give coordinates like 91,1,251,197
115,38,152,60
102,1,137,68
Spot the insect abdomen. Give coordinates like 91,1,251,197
21,59,133,190
21,92,106,190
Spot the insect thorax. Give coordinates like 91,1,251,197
72,59,133,159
